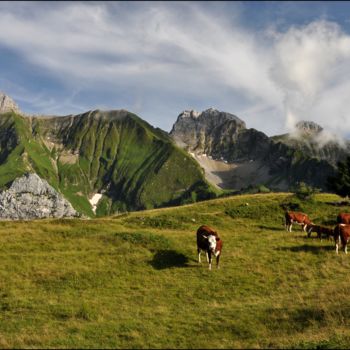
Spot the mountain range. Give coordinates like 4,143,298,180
0,93,348,218
170,108,349,191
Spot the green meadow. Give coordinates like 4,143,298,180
0,192,350,348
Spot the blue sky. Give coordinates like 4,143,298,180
1,1,350,137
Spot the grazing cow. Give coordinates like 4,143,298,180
306,224,334,241
333,224,350,254
196,225,223,270
285,211,312,232
337,213,350,224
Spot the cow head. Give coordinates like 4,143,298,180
207,235,219,253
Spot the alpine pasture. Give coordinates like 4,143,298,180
0,192,350,348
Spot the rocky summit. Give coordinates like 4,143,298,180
295,121,324,135
0,92,21,114
0,173,79,220
170,108,246,151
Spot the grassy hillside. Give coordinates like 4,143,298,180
0,111,218,216
0,192,350,348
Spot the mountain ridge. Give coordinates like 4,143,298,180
170,108,349,191
0,105,218,218
0,93,348,218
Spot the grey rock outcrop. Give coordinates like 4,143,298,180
0,93,21,114
170,108,246,150
295,121,323,135
0,173,79,220
170,108,269,161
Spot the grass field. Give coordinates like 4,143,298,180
0,192,350,348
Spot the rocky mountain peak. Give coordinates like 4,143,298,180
170,108,246,145
178,110,201,119
175,108,245,125
170,108,251,158
0,92,21,114
295,120,323,135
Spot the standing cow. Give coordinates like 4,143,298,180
285,211,312,232
196,225,223,270
334,224,350,254
337,213,350,224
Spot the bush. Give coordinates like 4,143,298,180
293,182,320,201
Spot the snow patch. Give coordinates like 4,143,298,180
89,193,102,214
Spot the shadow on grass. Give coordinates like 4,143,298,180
150,250,191,270
276,244,334,254
258,225,283,231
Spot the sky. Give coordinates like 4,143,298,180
1,1,350,137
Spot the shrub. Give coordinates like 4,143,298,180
293,182,320,201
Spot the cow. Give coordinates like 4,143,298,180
333,224,350,254
285,211,312,232
196,225,223,270
306,224,334,241
337,213,350,224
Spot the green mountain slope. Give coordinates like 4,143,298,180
0,110,218,216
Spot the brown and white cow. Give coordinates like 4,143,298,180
333,224,350,254
337,213,350,224
306,224,334,241
196,225,223,270
285,211,312,232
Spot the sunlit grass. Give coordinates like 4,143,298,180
0,192,349,348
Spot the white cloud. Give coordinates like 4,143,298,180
270,20,350,135
0,2,349,138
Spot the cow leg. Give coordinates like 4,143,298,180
335,236,339,254
208,251,212,270
307,227,312,238
216,254,220,269
285,220,290,232
206,252,209,263
198,248,201,263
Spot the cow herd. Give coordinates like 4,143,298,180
196,210,350,270
285,211,350,255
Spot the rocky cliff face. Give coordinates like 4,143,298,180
0,93,21,114
0,173,79,220
170,108,246,151
170,108,269,162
